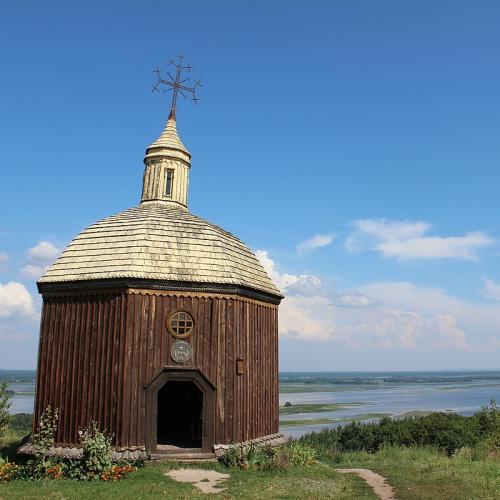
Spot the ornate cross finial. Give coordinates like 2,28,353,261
152,53,201,115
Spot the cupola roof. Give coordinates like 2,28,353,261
144,110,190,161
39,204,282,299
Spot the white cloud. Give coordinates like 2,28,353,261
353,219,430,242
258,250,500,352
346,218,494,260
0,281,37,318
377,233,493,261
336,294,374,307
280,295,335,340
297,233,335,255
0,282,40,368
20,264,50,280
481,278,500,302
26,241,61,262
20,240,62,280
256,250,320,291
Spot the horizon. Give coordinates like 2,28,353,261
3,368,500,374
1,1,500,371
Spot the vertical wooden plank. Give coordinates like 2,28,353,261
226,299,234,442
134,293,145,445
115,293,127,446
121,293,134,447
53,299,65,442
108,294,118,438
81,298,94,428
48,298,61,413
235,299,242,442
74,298,86,433
101,295,113,433
245,301,250,441
68,297,81,443
61,299,75,443
147,294,156,382
138,293,149,445
93,295,104,429
205,298,214,383
87,297,98,428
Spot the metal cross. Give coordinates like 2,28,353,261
152,53,201,113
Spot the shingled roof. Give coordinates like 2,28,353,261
39,202,282,298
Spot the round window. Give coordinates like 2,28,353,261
168,311,195,339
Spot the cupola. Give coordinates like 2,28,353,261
141,109,191,209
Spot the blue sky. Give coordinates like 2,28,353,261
1,0,499,370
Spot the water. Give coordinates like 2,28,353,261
279,371,500,437
0,370,36,414
3,370,500,437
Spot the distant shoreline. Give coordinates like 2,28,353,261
3,369,500,375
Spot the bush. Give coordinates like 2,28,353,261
18,406,61,480
2,410,136,483
100,464,136,481
477,400,500,435
78,421,114,480
11,413,33,434
0,457,19,482
218,444,275,469
33,406,59,458
286,441,317,465
0,382,12,441
483,430,500,460
299,404,500,457
219,441,315,470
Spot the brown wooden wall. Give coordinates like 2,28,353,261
34,288,279,449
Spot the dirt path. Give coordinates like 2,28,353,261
335,468,397,500
166,469,230,494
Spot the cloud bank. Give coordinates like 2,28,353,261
257,251,500,354
346,219,494,260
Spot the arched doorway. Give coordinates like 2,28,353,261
157,381,203,449
145,367,216,453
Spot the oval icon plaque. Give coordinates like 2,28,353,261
171,340,192,364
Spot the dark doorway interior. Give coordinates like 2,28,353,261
157,381,203,448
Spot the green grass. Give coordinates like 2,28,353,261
279,402,367,415
0,461,376,499
4,448,500,499
0,430,374,499
329,446,500,500
0,429,26,461
3,439,500,499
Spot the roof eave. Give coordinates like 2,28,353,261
37,278,284,305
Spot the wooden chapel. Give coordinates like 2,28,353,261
28,58,284,459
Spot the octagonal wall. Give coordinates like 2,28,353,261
34,288,279,450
